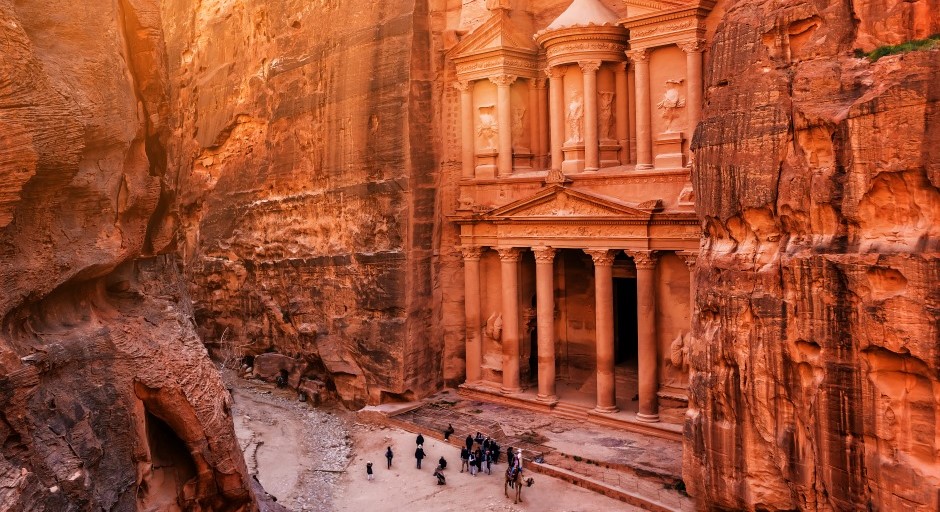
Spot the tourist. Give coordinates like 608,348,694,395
474,431,484,445
416,433,425,446
491,440,500,463
484,449,493,475
465,434,474,452
385,446,393,469
482,436,490,452
460,446,469,473
433,465,446,485
468,451,477,476
415,445,425,469
366,461,374,481
438,456,447,470
474,448,483,475
506,446,514,468
443,423,455,441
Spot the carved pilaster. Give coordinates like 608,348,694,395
496,247,522,262
532,246,556,263
585,249,616,266
460,245,485,261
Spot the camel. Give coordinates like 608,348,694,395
504,467,534,504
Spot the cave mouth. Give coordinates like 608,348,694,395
138,410,198,511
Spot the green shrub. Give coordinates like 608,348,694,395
855,34,940,61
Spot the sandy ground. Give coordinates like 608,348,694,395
230,378,641,512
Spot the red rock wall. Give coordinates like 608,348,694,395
0,0,253,508
686,1,940,510
167,0,441,407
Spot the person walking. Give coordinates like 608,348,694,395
438,456,447,470
474,448,483,475
385,446,394,469
468,451,477,476
415,445,426,469
465,434,474,452
485,449,493,475
460,447,469,473
416,433,425,446
366,461,374,481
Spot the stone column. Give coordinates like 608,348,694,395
455,80,475,179
614,62,630,165
631,251,659,422
491,74,517,177
627,49,652,170
680,40,705,142
461,246,485,383
585,249,618,413
528,78,541,159
537,78,549,170
547,66,566,174
532,246,557,402
580,61,601,172
497,247,522,393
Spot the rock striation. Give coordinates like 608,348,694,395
686,1,940,510
0,0,254,509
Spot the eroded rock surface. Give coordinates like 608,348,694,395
686,1,940,510
0,0,253,509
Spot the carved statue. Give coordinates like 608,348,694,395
669,330,691,371
598,91,615,141
656,79,685,133
484,312,503,341
477,105,498,150
511,107,527,150
565,93,583,144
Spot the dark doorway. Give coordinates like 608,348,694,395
529,328,538,383
613,278,638,365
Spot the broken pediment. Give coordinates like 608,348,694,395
486,186,653,219
451,10,540,81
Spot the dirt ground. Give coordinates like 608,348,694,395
230,378,641,511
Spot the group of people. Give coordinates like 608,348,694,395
368,426,523,488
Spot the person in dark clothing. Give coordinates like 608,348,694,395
474,448,483,474
438,456,447,470
465,434,474,452
474,431,484,445
443,423,455,441
415,445,426,469
416,433,425,446
485,449,493,475
385,446,394,469
482,437,490,452
433,465,446,485
491,441,500,463
366,461,374,481
506,446,515,468
460,447,469,473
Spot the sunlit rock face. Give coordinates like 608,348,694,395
0,0,253,509
685,0,940,510
166,0,440,407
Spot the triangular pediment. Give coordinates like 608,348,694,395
487,186,653,219
450,10,538,59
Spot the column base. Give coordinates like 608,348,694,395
583,167,599,173
536,394,558,404
500,386,522,395
635,163,653,170
594,405,619,414
636,412,660,423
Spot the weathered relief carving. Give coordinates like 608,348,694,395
598,91,615,141
485,312,503,341
512,107,527,150
656,79,685,133
478,105,498,149
566,93,584,144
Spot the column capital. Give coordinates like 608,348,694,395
585,249,617,266
678,250,698,269
545,66,566,79
453,80,472,92
489,74,518,87
678,39,707,54
532,246,556,263
612,61,629,74
495,247,522,262
629,250,659,269
578,60,602,74
625,48,650,64
530,76,547,90
460,245,485,261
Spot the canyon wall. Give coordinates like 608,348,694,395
686,0,940,510
0,0,254,509
166,0,441,407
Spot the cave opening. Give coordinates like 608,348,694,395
138,410,197,511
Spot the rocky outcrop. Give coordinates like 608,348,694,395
686,1,940,510
0,0,254,509
167,0,441,407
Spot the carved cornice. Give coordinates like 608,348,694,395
495,247,522,262
489,74,518,87
532,246,556,263
460,245,485,261
628,250,659,269
585,249,617,266
678,38,707,53
578,60,602,73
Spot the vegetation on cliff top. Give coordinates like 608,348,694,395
855,34,940,61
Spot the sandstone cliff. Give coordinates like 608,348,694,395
167,0,441,407
0,0,253,509
686,1,940,510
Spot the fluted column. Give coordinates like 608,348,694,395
461,246,485,382
631,251,659,422
627,49,652,170
455,80,475,179
580,61,601,172
491,74,517,177
614,62,630,165
680,40,705,139
547,66,566,173
533,246,557,402
586,249,617,413
537,78,549,169
528,78,541,158
497,247,522,393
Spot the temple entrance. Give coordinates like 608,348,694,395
613,277,638,366
529,328,538,384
